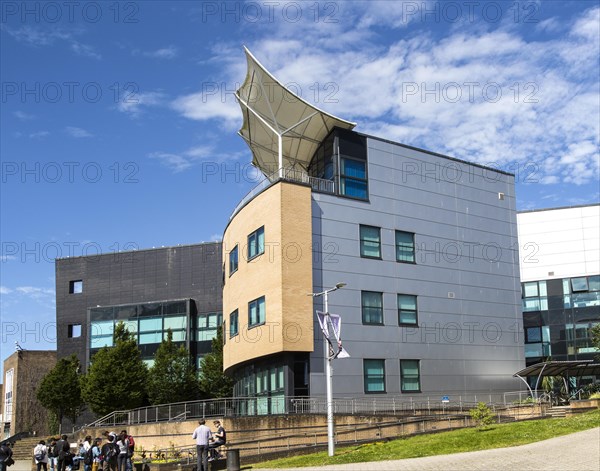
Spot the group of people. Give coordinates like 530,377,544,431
32,430,135,471
192,420,226,471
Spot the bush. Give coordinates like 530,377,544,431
469,402,495,428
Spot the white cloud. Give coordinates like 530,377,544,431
148,145,245,173
14,111,35,120
117,91,166,117
29,131,50,139
0,286,12,294
71,41,102,60
1,25,72,46
144,46,178,59
171,90,240,129
65,126,93,138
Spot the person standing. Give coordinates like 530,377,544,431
56,435,70,471
90,439,102,471
115,433,129,471
0,442,14,471
47,440,58,471
34,440,49,471
192,420,212,471
100,436,118,471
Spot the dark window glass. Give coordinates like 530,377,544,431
571,277,588,292
248,227,265,260
69,280,83,294
396,231,415,263
340,158,368,199
360,225,381,258
68,324,82,338
398,294,418,325
229,245,239,276
230,310,239,338
364,359,385,393
526,327,542,343
249,296,266,327
400,360,420,392
362,291,383,325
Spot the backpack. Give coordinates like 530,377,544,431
83,447,93,466
126,435,135,454
34,448,46,462
105,444,118,461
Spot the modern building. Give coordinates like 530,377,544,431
55,242,223,371
517,205,600,378
1,350,57,438
221,48,525,412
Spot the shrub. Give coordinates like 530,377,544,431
469,402,495,428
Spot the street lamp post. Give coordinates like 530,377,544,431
312,282,346,457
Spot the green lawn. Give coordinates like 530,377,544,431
251,409,600,468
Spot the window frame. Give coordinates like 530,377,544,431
248,296,266,328
361,291,384,325
398,294,418,326
359,225,382,259
363,359,386,394
247,226,265,261
69,280,83,294
395,230,416,264
400,359,421,393
230,309,239,338
340,156,368,200
229,245,239,276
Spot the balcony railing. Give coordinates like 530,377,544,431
230,168,335,220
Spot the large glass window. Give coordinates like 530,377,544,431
395,231,415,263
398,294,418,325
564,275,600,308
522,281,548,311
359,225,381,259
248,227,265,260
249,296,266,327
362,291,383,325
340,157,368,199
197,312,222,341
363,359,385,393
230,310,239,338
90,320,114,348
400,360,421,392
229,245,239,276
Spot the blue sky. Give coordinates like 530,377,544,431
1,1,599,365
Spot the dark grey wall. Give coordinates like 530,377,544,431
310,135,524,401
55,242,222,368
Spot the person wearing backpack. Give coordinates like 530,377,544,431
100,436,117,471
56,435,70,471
90,439,102,471
0,442,14,471
47,440,58,471
34,440,49,471
81,437,92,471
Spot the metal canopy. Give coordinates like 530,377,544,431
513,360,600,396
236,46,356,178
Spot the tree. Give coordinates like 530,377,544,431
147,330,200,404
81,322,148,416
591,323,600,361
37,354,84,433
469,402,495,429
199,327,233,398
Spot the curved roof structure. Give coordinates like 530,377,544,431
236,47,356,178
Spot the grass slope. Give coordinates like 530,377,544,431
252,409,600,468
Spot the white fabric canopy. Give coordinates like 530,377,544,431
236,47,356,177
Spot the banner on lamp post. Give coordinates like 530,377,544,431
316,311,350,360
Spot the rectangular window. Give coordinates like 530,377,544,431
197,312,222,341
68,324,82,338
362,291,383,325
248,296,266,327
525,326,542,343
69,280,83,294
359,225,381,259
340,157,368,199
400,360,421,392
395,231,415,263
363,359,385,393
248,227,265,260
398,294,418,325
229,245,239,275
571,277,588,292
230,310,239,338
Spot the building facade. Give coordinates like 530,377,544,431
517,205,600,373
221,48,525,412
55,242,223,371
2,350,57,438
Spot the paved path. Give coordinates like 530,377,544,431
256,427,600,471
